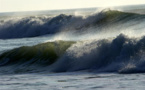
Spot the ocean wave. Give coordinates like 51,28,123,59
50,34,145,74
1,34,145,74
0,9,145,39
0,41,75,66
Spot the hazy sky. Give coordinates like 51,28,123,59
0,0,145,12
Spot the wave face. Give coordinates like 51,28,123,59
0,41,75,73
0,10,145,39
1,34,145,74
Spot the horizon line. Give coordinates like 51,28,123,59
0,4,145,13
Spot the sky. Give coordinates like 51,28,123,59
0,0,145,12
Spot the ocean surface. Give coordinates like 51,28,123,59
1,4,145,90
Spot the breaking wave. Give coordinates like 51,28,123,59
1,34,145,74
0,9,145,39
50,34,145,74
1,9,145,74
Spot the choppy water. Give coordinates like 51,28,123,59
0,72,145,90
1,5,145,90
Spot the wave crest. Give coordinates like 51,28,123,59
0,10,144,39
1,34,145,74
50,34,145,74
0,41,75,66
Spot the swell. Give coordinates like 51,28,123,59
0,10,145,39
0,41,75,66
1,34,145,74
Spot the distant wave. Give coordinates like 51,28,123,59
1,34,145,74
0,10,145,39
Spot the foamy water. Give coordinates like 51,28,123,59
1,5,145,90
0,72,145,90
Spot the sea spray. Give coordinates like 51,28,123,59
50,34,145,74
1,10,145,39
